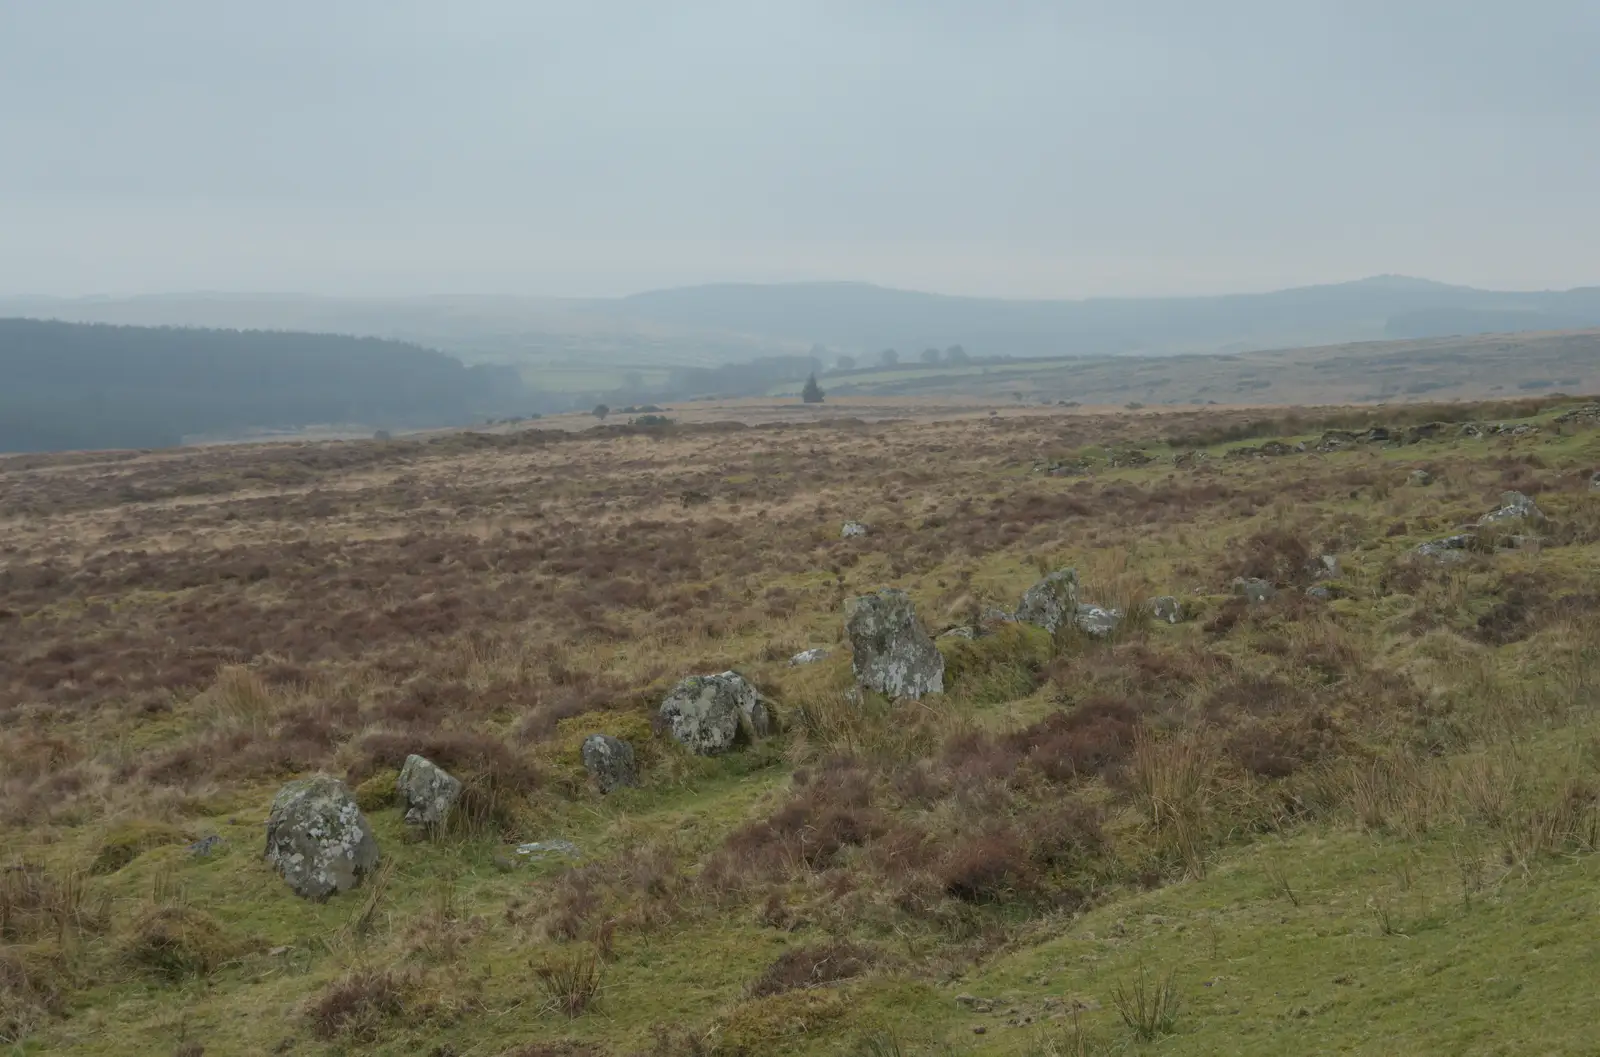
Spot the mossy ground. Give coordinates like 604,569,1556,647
5,398,1600,1054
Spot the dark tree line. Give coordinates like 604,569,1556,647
0,319,525,453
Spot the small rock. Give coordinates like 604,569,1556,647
1073,603,1123,637
187,835,224,858
1305,585,1332,601
1232,577,1277,604
581,734,638,793
939,626,979,640
843,589,945,699
1148,596,1184,624
788,647,829,666
397,754,463,830
1408,469,1433,487
1315,554,1342,579
1416,535,1473,562
659,671,774,755
981,607,1017,625
840,520,870,539
1590,470,1600,492
514,840,580,861
264,775,380,901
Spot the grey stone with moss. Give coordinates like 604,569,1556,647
1232,577,1277,603
659,671,774,755
844,589,945,699
1016,569,1080,634
581,734,638,793
264,775,380,901
397,754,462,829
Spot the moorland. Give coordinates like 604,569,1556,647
5,395,1600,1055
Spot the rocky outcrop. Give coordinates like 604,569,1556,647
843,589,945,699
581,734,638,793
264,776,380,901
659,672,774,755
397,754,462,830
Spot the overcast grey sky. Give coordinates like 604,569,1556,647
3,2,1597,298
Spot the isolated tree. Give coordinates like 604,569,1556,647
879,348,900,367
834,354,857,371
946,344,970,365
592,403,610,420
801,373,825,404
921,347,942,364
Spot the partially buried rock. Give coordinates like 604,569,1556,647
397,754,462,830
1016,569,1081,634
1073,603,1122,637
581,734,638,793
1313,554,1341,580
1408,469,1434,487
1232,577,1277,604
840,521,870,539
1480,490,1546,526
264,775,380,901
1147,596,1184,624
659,671,774,756
1305,585,1333,601
789,647,829,666
844,588,945,699
1416,534,1473,562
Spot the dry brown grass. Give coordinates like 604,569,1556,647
2,394,1598,1051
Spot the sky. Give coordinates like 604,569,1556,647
3,1,1598,299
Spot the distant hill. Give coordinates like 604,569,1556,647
612,276,1600,358
9,275,1600,376
0,319,526,453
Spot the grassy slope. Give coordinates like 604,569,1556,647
7,400,1600,1055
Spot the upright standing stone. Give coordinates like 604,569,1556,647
1016,569,1081,634
843,589,945,699
396,754,463,829
581,734,638,793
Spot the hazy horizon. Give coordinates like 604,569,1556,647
5,2,1598,300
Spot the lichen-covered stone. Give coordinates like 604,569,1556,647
1416,534,1474,562
581,734,638,793
1016,569,1080,634
1479,490,1545,526
840,521,870,539
1148,596,1184,624
263,775,379,901
844,589,944,699
396,754,462,829
789,648,829,666
1073,603,1123,637
659,671,773,755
